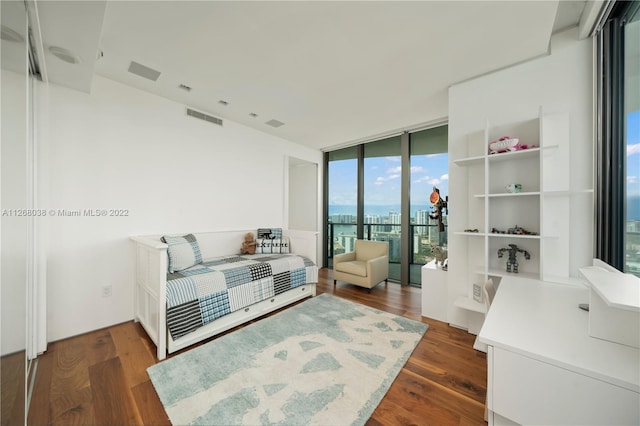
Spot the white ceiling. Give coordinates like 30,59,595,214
32,1,589,151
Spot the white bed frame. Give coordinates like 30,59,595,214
130,229,318,360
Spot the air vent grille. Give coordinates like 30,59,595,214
128,61,161,81
186,108,223,126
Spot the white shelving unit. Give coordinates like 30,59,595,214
452,111,572,323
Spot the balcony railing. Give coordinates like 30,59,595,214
327,223,447,265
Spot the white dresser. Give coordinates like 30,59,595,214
479,277,640,426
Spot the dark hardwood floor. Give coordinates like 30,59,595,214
28,268,487,425
1,352,26,426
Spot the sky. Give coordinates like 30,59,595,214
328,153,449,213
627,109,640,198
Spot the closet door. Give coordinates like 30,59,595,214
1,1,29,425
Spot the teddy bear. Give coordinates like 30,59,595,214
240,232,256,254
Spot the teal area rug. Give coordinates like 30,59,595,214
147,293,428,425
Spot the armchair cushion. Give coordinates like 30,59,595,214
335,260,367,277
355,241,387,262
334,251,355,264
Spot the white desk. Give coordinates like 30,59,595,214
580,265,640,348
479,277,640,426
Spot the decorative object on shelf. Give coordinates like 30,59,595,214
432,244,448,270
491,225,538,236
429,187,448,231
464,228,479,233
489,136,521,154
488,136,537,155
505,183,522,193
473,283,482,303
506,225,537,235
497,244,530,273
429,186,448,246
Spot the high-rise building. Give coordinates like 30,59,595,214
338,234,357,254
365,214,382,233
380,211,400,233
415,210,430,235
388,211,401,224
331,214,356,224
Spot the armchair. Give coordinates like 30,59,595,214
333,240,389,291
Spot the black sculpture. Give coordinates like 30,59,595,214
497,244,530,273
429,187,448,233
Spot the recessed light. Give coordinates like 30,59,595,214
249,112,258,118
218,100,229,106
266,119,285,128
48,45,82,64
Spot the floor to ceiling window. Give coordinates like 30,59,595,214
325,125,448,286
596,0,640,277
624,5,639,276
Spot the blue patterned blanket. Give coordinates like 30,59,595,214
166,254,317,340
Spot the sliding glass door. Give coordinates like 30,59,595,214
409,126,449,283
363,136,402,281
325,125,448,286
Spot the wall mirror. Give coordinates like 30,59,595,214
1,0,31,424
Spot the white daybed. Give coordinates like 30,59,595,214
131,229,318,360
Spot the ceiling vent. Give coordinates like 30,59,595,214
186,108,223,126
128,61,161,81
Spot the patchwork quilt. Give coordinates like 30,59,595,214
165,254,317,340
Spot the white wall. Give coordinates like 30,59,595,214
447,28,594,328
40,75,322,342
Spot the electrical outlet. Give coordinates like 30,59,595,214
102,285,112,298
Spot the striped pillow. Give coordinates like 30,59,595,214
161,234,202,273
280,236,290,254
